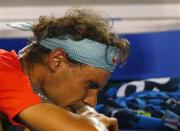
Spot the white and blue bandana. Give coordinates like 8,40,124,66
7,22,122,72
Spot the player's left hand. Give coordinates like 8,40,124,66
67,103,118,131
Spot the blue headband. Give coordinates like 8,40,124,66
7,22,121,72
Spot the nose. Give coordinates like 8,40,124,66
83,89,98,107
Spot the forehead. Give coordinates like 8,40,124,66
81,64,110,73
77,65,111,83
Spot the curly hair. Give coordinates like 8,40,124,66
21,8,130,65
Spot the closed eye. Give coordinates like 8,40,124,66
87,81,100,89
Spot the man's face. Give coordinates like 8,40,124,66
42,61,111,108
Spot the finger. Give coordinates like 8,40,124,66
108,118,118,131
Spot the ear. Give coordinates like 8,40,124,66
48,48,67,72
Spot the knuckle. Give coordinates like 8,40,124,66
111,118,118,123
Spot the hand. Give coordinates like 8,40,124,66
69,104,118,131
81,110,118,131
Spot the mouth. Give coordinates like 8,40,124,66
64,105,75,112
64,101,85,113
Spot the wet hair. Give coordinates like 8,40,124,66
20,8,130,66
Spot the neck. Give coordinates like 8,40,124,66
19,55,44,87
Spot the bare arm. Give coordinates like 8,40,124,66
19,103,103,131
0,115,2,131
